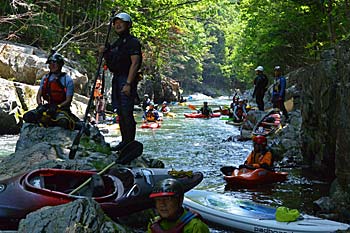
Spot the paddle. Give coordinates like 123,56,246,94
220,164,310,176
188,104,197,111
68,10,115,160
68,140,143,196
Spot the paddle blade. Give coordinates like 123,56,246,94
188,104,197,110
116,140,143,164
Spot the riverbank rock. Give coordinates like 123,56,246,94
298,38,350,222
0,123,115,180
18,198,127,233
0,40,88,93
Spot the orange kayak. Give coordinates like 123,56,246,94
224,168,288,187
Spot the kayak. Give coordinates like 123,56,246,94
224,168,288,187
0,167,203,230
184,112,221,118
226,120,244,126
253,109,282,136
140,122,161,129
183,190,350,232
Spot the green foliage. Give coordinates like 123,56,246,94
1,0,349,94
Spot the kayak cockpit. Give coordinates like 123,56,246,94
23,169,123,200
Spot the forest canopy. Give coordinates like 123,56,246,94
1,0,349,95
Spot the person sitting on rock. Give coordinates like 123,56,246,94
198,101,213,117
142,102,161,122
23,52,79,130
148,178,209,233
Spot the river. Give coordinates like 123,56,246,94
0,97,330,232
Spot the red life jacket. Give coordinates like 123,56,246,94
150,211,199,233
42,73,67,105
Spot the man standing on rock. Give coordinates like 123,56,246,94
272,66,289,121
102,12,142,151
253,65,268,111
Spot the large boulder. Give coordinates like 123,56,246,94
0,40,88,94
18,198,127,233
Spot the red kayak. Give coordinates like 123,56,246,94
224,168,288,187
253,109,282,136
140,122,161,129
0,167,203,230
184,112,221,118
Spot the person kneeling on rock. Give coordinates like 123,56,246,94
23,52,79,130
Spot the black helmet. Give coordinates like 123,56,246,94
46,53,64,66
149,178,184,198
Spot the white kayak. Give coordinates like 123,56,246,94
183,190,350,233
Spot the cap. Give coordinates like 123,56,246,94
274,66,281,70
255,66,264,72
113,12,132,23
162,101,167,105
149,178,184,198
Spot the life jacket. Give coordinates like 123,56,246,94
150,210,199,233
146,110,157,122
42,73,67,105
94,79,103,98
235,105,244,117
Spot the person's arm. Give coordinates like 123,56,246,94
36,89,43,106
122,54,141,96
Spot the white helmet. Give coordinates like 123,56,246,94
113,12,132,23
255,66,264,72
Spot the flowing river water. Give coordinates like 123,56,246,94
0,98,330,232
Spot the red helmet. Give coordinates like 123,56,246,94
253,135,267,146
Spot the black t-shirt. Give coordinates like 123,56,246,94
105,33,142,75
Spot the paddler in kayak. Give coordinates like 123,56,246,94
232,99,247,123
220,135,273,175
148,178,209,233
160,101,170,114
142,102,161,122
241,135,273,169
198,101,213,117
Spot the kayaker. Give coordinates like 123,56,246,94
160,101,170,114
142,102,161,122
198,101,213,117
23,52,79,130
271,66,289,121
101,12,142,151
233,99,247,122
253,66,268,111
142,94,151,111
241,135,273,170
148,178,210,233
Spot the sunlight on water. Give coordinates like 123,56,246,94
0,135,18,157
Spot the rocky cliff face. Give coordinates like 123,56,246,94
299,39,350,217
